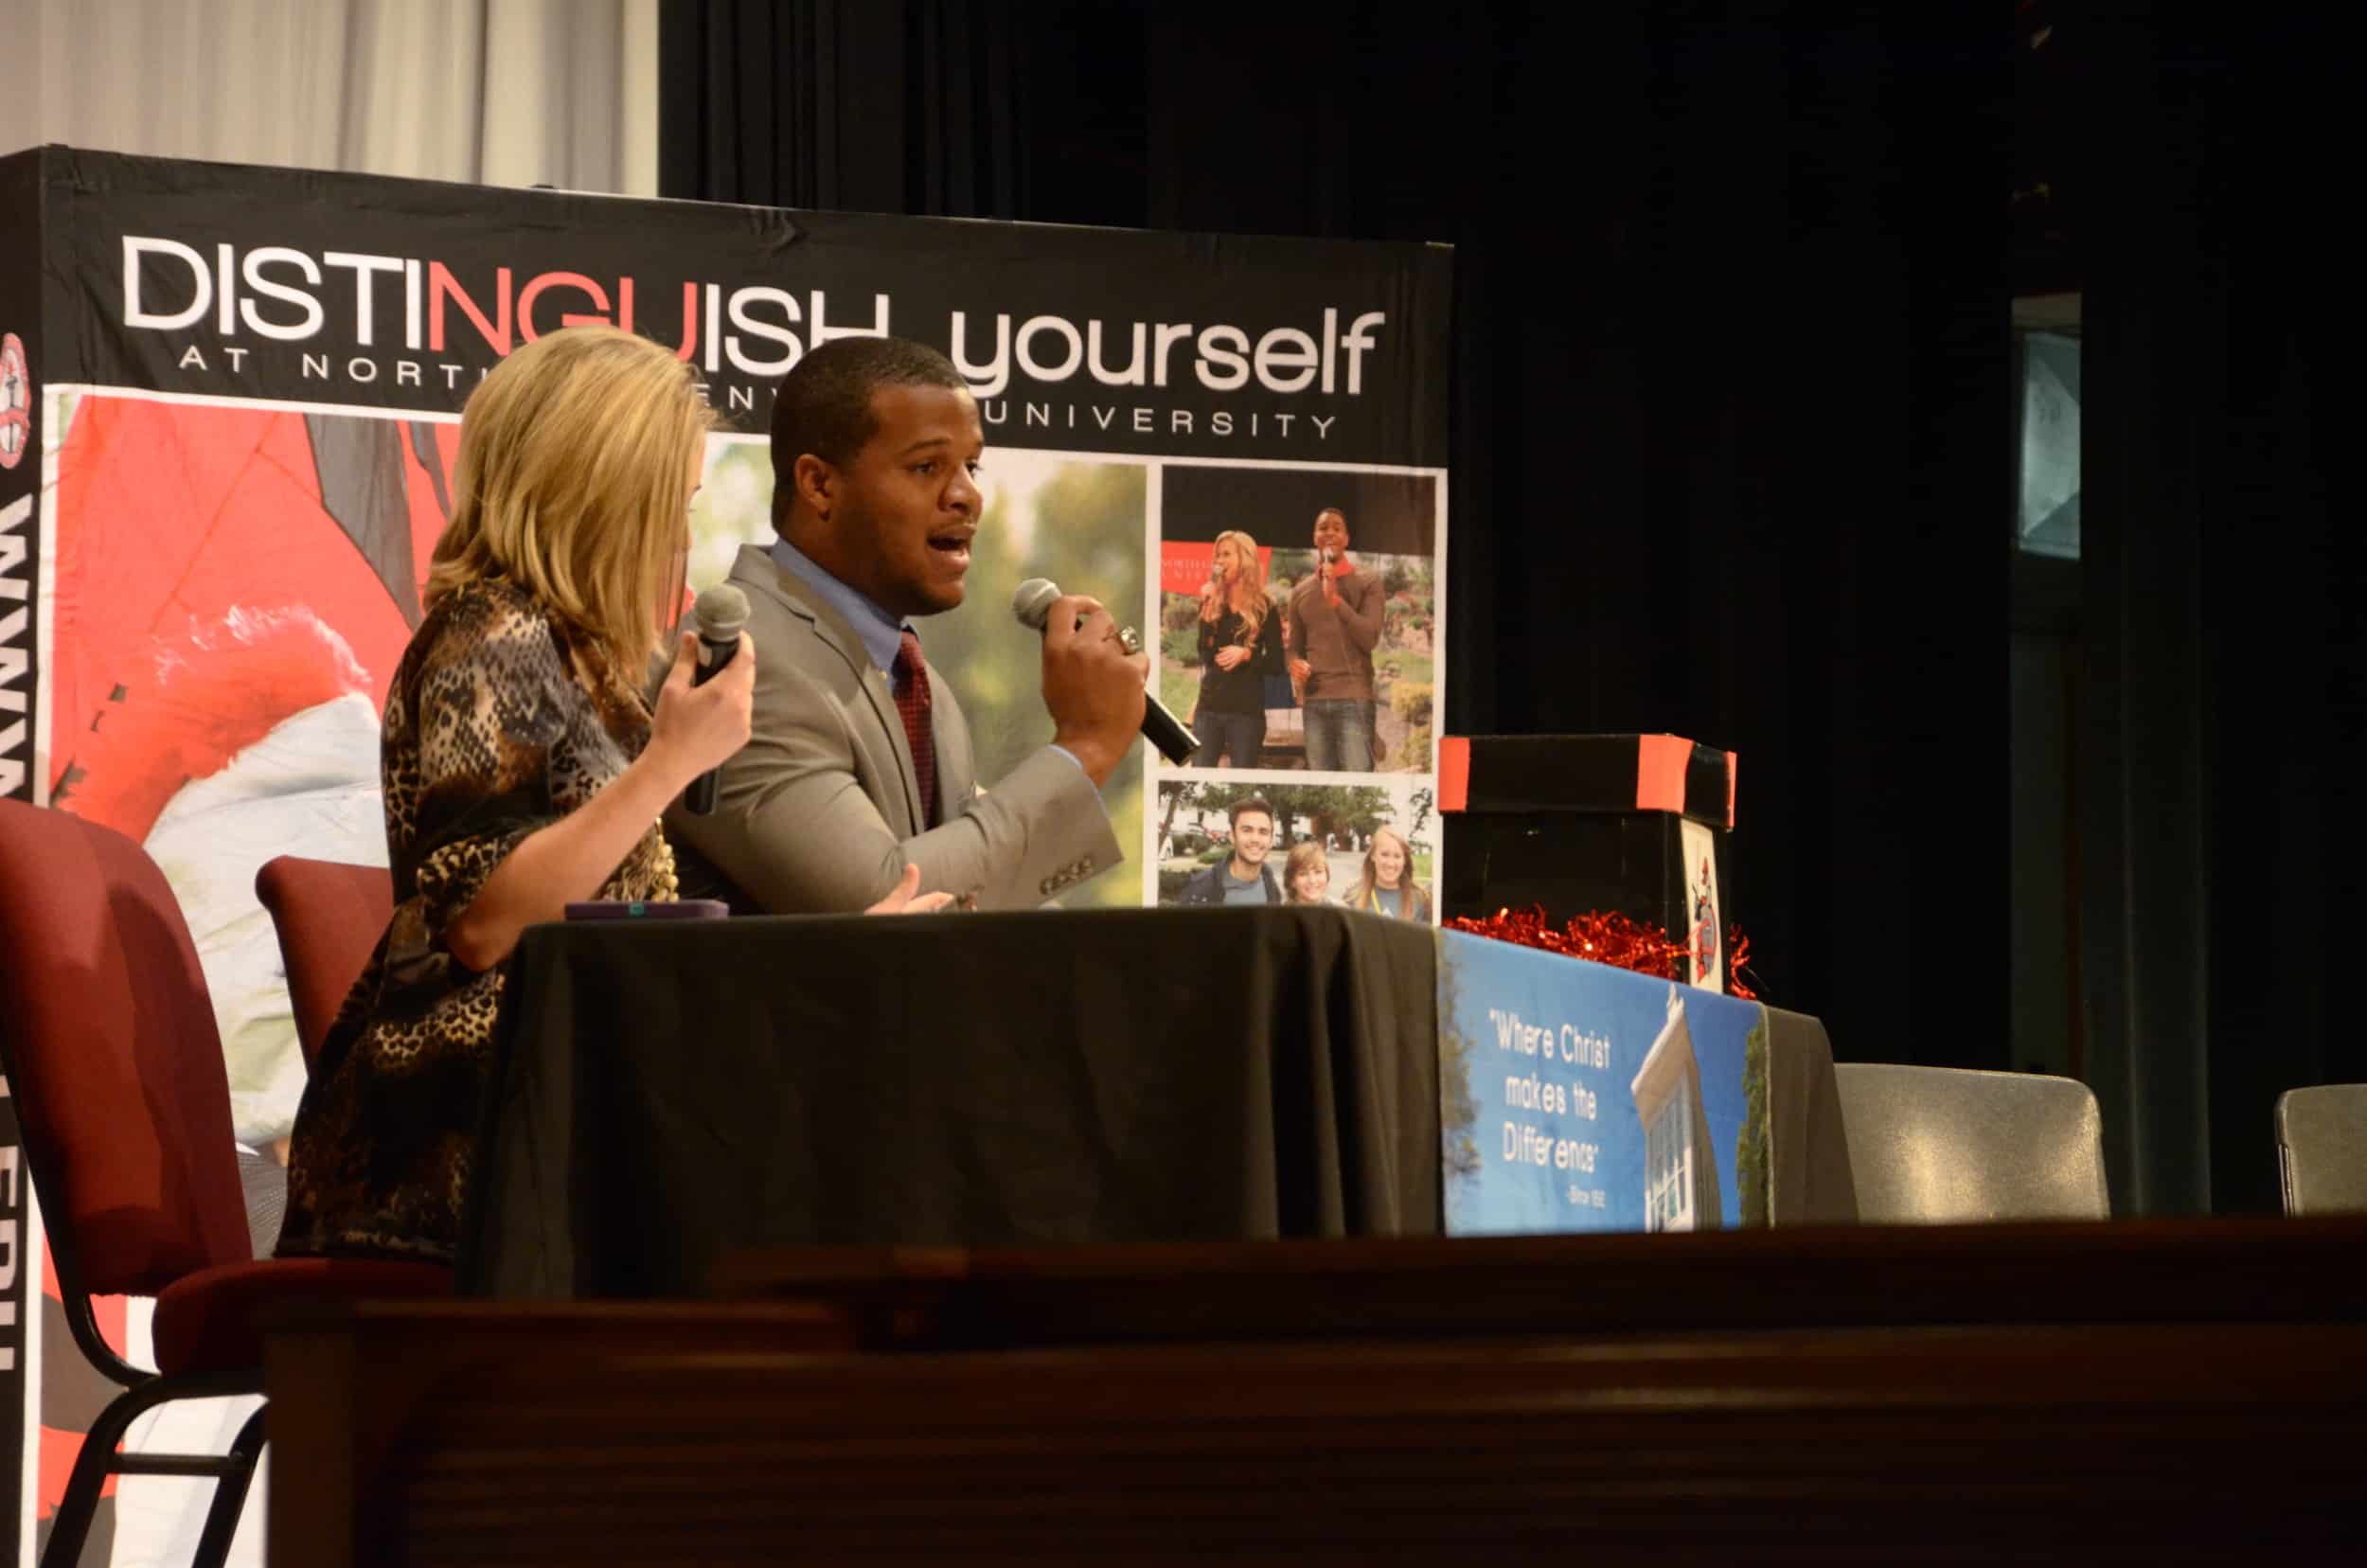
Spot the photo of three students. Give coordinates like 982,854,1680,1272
1157,781,1435,918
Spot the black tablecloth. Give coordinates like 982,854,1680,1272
459,907,1852,1299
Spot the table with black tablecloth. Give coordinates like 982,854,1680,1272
458,906,1854,1298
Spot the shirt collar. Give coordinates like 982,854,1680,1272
768,535,909,675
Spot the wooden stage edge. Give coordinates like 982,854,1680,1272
268,1221,2367,1564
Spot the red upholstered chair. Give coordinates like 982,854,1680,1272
0,800,450,1568
255,854,394,1070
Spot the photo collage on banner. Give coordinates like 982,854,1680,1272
1149,462,1445,917
0,146,1452,1564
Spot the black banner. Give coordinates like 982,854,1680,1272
38,148,1451,465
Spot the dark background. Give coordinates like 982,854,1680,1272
660,2,2354,1216
1161,468,1436,556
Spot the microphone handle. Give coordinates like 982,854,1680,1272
1142,690,1199,765
691,632,739,687
684,632,739,815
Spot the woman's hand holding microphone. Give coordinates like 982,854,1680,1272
648,629,756,793
648,631,948,914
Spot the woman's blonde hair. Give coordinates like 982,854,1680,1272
1283,840,1331,903
426,326,715,670
1199,528,1270,641
1345,827,1430,919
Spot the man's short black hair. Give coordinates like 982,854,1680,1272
1230,795,1275,827
770,336,970,526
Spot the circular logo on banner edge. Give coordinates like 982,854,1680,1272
0,332,28,471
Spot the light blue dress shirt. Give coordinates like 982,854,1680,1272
768,536,906,675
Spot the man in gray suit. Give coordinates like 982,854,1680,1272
666,337,1146,912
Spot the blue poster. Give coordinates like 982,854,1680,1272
1437,929,1771,1235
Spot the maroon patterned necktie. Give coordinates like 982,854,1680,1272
893,630,939,829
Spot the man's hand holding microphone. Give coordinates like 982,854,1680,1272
1037,591,1149,786
1012,578,1198,780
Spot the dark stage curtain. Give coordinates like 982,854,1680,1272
658,6,2033,1181
658,0,1140,219
2073,18,2350,1214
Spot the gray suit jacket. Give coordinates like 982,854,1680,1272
663,544,1122,912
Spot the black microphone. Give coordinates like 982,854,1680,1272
684,583,749,815
1010,577,1199,765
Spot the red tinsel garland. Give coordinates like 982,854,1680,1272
1444,906,1759,1002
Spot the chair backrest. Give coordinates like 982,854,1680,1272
1835,1062,2110,1223
0,799,254,1297
254,855,392,1069
2276,1085,2367,1215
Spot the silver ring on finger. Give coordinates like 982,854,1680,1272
1116,625,1143,656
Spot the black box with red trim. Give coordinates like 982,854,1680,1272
1438,734,1739,992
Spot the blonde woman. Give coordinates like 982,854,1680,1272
278,328,935,1264
1344,827,1432,921
1190,528,1285,767
1283,839,1335,905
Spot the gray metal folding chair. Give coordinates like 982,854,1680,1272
1835,1063,2109,1222
2275,1085,2367,1215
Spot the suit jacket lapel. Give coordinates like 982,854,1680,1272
731,545,927,834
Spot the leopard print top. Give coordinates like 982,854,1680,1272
278,579,676,1262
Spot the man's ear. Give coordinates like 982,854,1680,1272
793,453,836,519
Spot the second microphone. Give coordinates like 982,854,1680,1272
683,583,750,814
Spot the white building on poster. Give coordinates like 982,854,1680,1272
1631,984,1722,1231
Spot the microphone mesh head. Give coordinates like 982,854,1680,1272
1010,578,1061,630
693,583,751,638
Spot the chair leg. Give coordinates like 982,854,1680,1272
190,1403,269,1568
41,1371,262,1568
41,1378,175,1568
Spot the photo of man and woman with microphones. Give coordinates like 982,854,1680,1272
1155,464,1440,777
